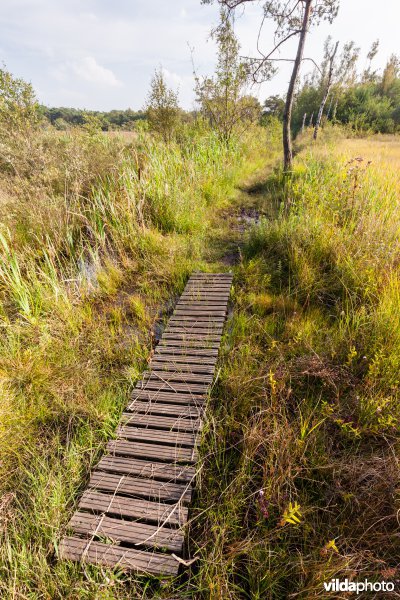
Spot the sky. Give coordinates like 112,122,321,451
0,0,399,111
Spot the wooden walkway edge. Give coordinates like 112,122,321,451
59,272,233,576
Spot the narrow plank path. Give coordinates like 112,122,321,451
60,272,232,576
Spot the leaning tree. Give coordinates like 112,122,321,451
202,0,340,170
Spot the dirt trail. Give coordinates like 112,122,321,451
204,165,275,268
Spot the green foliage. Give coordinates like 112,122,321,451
194,9,260,144
0,64,40,130
144,67,180,142
42,106,146,130
0,64,42,175
262,95,285,120
293,51,400,135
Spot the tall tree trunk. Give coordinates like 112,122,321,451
326,94,334,120
301,112,307,133
332,99,338,121
308,112,314,127
313,41,339,140
282,0,313,172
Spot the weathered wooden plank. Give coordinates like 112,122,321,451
173,309,227,316
184,283,231,288
60,271,232,576
163,328,222,342
135,380,209,394
126,400,203,419
143,370,213,384
165,325,223,334
130,389,207,404
154,342,218,358
69,512,184,552
188,279,232,284
121,409,202,428
162,333,221,343
107,439,197,462
159,339,221,349
96,456,195,483
88,471,192,503
79,490,187,526
188,273,232,279
176,300,226,312
151,353,217,365
180,291,230,298
168,315,225,323
117,424,197,449
150,361,215,374
59,537,179,576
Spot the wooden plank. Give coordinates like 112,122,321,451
126,400,203,419
107,439,197,462
69,512,184,552
79,490,187,526
60,271,232,576
88,471,192,503
166,323,224,332
185,283,231,288
188,274,232,279
179,291,229,296
169,315,225,322
188,279,232,284
175,302,227,309
173,309,227,316
150,362,215,374
159,339,221,349
121,412,202,433
181,291,230,297
151,353,217,365
130,389,208,404
164,323,223,331
166,321,224,330
162,333,221,342
135,380,210,394
167,320,224,327
154,346,219,356
59,537,179,576
166,321,224,328
96,456,195,483
143,371,213,384
117,424,197,451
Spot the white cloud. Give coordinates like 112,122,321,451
162,67,183,88
72,57,122,87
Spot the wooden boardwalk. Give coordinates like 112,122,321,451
60,272,232,576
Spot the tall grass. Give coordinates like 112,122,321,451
190,133,400,597
0,120,257,598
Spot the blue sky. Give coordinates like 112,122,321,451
1,0,399,111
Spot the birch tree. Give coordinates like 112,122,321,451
313,38,339,140
202,0,340,171
194,9,258,144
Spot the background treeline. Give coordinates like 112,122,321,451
264,43,400,135
41,106,147,130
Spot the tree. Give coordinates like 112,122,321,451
0,64,41,174
202,0,339,171
313,38,339,140
194,9,257,144
330,40,360,120
362,39,380,83
263,95,285,120
381,54,400,94
144,68,180,142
